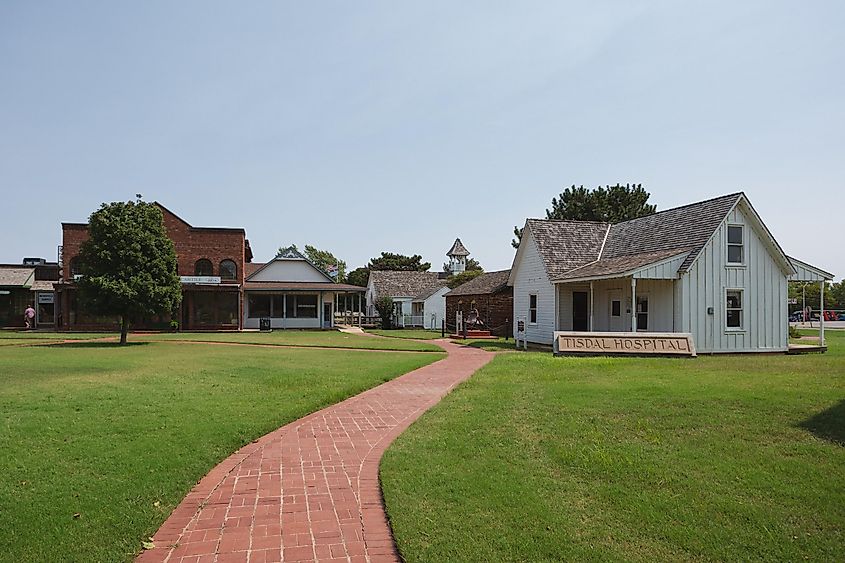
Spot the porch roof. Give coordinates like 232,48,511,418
243,281,365,292
553,249,690,283
0,267,35,288
787,257,834,282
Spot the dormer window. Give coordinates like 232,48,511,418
195,259,213,276
727,225,744,264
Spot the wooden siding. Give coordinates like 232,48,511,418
511,229,557,345
788,258,832,282
582,279,675,332
633,253,687,279
680,204,788,352
249,260,330,283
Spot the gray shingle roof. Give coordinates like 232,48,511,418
445,269,511,297
446,238,470,257
603,192,742,271
0,267,35,287
527,219,609,280
413,283,448,302
369,271,445,299
524,192,744,281
556,249,690,281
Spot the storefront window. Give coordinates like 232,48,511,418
271,295,285,318
248,294,271,318
218,292,239,325
220,260,237,280
286,294,318,318
192,292,216,326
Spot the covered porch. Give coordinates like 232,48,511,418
553,250,688,335
242,281,366,330
787,257,834,354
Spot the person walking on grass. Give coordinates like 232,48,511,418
24,304,35,330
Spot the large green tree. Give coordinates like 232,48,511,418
77,201,181,345
368,252,431,272
512,183,656,247
346,267,370,287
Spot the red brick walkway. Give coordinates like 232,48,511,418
137,339,492,563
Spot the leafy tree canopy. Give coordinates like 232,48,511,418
77,201,181,345
346,267,370,287
513,183,656,248
277,244,347,282
368,252,431,272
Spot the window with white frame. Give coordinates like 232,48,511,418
726,289,743,329
529,294,538,324
727,225,744,264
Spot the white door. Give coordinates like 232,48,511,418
608,290,624,331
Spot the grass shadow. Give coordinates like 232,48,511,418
44,341,150,349
798,399,845,446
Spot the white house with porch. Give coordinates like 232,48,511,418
509,192,834,353
366,270,448,329
243,247,365,329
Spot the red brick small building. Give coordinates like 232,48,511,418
445,269,513,336
56,203,252,331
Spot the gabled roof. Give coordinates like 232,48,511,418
447,238,470,257
602,192,742,271
556,249,690,282
0,267,35,287
246,248,335,283
510,192,803,284
245,262,265,278
525,219,609,280
368,270,445,299
413,283,449,302
788,256,834,281
446,269,512,297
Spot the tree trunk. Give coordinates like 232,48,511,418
120,315,128,345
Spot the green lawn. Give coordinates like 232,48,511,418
134,329,441,351
0,341,441,562
367,329,445,340
382,331,845,562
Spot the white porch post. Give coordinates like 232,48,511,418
631,277,637,332
589,281,594,332
358,293,362,327
820,280,825,347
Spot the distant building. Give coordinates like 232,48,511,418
242,247,364,330
366,271,448,329
0,258,58,328
445,269,513,336
56,203,252,331
446,238,470,274
509,192,833,352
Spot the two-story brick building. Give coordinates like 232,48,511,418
55,203,252,331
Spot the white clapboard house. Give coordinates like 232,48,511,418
509,192,833,353
243,247,365,330
365,270,448,329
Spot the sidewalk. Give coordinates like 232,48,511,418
137,339,492,563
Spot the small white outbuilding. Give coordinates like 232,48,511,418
509,192,833,353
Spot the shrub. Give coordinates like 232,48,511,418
375,295,396,329
788,325,801,339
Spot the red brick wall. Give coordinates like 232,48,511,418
61,206,246,284
446,287,514,336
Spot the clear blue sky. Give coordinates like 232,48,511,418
2,1,843,276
